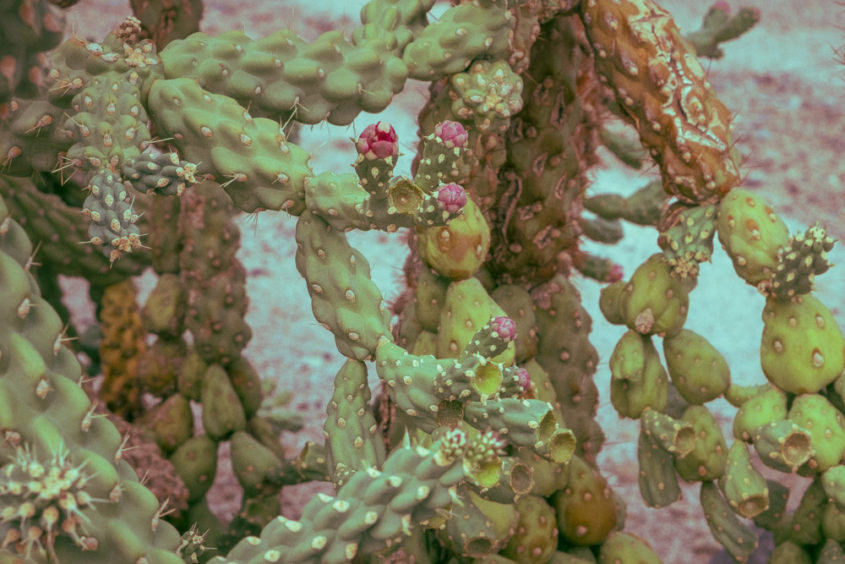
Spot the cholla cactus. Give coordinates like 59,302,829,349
5,0,842,563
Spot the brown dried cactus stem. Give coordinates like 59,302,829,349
581,0,741,205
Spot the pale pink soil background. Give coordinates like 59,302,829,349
60,1,845,562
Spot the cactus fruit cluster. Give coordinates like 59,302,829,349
2,0,844,563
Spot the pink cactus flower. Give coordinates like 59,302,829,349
356,121,398,160
435,121,468,149
491,316,517,342
437,184,467,214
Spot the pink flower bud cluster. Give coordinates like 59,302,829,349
356,121,399,160
436,184,467,214
435,121,468,149
490,316,517,342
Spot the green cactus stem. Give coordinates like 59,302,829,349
700,481,758,563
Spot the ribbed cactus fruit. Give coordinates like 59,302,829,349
609,331,668,418
700,481,758,563
141,272,187,338
788,394,845,474
760,294,845,394
147,77,313,213
553,455,618,546
717,188,790,287
501,495,558,564
773,542,815,564
673,405,727,482
533,275,603,461
662,329,730,404
581,0,741,205
616,253,693,337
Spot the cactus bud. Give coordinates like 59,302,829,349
490,316,517,343
435,120,468,148
436,183,467,214
356,121,398,160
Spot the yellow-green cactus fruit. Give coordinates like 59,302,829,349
437,277,514,365
417,196,491,280
662,329,730,404
717,188,790,287
553,456,618,546
732,384,788,442
788,394,845,474
674,406,728,482
501,496,559,564
609,331,668,418
760,294,845,394
598,531,662,564
619,254,693,337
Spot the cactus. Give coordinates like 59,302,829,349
15,0,845,562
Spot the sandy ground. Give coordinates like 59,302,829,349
57,1,845,562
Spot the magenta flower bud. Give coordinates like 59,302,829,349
490,316,517,343
356,121,398,160
516,368,531,394
436,184,467,214
435,120,468,149
608,263,624,283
